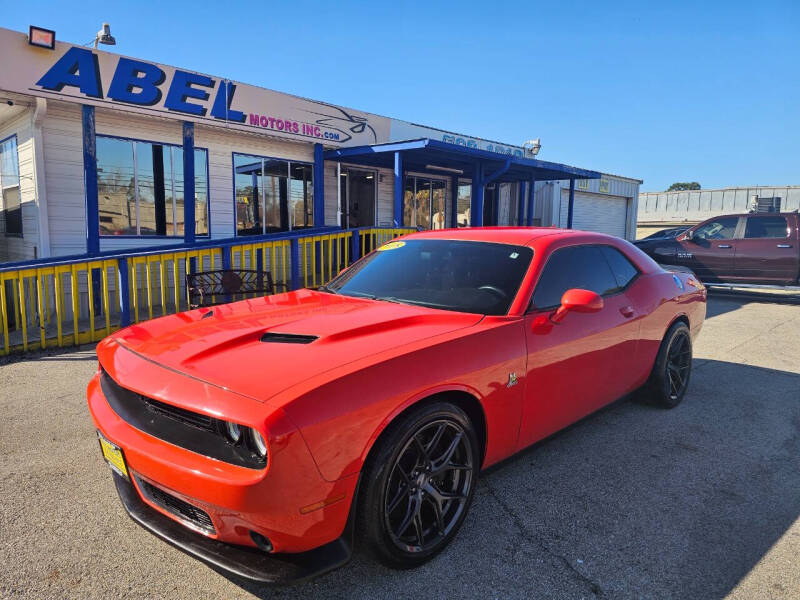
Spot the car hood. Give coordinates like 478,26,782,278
111,289,483,401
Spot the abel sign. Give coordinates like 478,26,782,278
0,27,390,146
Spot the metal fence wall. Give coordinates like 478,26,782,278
638,186,800,223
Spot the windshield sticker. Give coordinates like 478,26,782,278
509,252,519,259
377,241,406,251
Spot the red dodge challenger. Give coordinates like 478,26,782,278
88,227,706,583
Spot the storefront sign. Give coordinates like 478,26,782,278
389,120,526,157
0,26,527,155
0,27,390,146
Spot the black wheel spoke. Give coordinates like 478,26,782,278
426,424,447,455
413,436,431,463
425,494,446,535
396,496,420,537
412,512,425,546
386,483,409,514
431,432,464,475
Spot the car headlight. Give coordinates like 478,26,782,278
250,429,267,458
224,421,242,444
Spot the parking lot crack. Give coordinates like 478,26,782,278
482,481,603,596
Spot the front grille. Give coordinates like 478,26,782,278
136,475,215,534
99,368,266,469
142,396,216,433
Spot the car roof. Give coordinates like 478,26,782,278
400,226,601,247
701,212,797,218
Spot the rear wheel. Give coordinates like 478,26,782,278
643,321,693,408
356,402,479,569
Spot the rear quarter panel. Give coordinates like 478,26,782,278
627,270,706,376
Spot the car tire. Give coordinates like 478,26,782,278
642,321,693,408
356,401,480,569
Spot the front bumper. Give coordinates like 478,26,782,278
112,471,353,584
89,338,360,555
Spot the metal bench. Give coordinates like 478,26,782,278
185,269,286,308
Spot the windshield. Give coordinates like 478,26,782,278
324,239,533,315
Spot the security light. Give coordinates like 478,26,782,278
93,23,116,48
523,138,542,157
28,26,56,50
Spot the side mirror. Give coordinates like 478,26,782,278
550,288,603,324
681,229,694,242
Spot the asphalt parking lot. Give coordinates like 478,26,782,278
1,291,799,599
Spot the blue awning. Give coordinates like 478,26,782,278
323,138,601,182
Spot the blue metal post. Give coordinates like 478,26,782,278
449,175,459,228
313,143,325,227
393,152,404,226
527,179,536,226
517,181,527,226
351,228,360,261
82,105,99,255
290,238,300,290
118,257,131,327
471,163,483,227
183,122,196,244
222,246,232,302
567,179,575,229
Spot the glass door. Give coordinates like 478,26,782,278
403,176,447,229
415,178,432,229
431,179,446,229
341,168,376,228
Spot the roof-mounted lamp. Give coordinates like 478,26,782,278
523,138,542,157
92,23,116,48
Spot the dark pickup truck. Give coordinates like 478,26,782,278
634,212,800,286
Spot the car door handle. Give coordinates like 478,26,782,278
620,306,635,318
777,244,792,248
717,244,732,248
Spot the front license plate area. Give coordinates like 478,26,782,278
98,432,129,479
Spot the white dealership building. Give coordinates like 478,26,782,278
0,25,641,263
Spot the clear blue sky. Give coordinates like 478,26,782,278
4,0,799,191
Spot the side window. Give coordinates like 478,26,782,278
0,135,22,236
744,216,788,239
693,217,739,240
600,246,639,290
531,245,619,310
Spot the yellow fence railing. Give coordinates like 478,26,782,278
0,226,414,356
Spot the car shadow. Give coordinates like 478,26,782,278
220,359,800,599
705,288,800,319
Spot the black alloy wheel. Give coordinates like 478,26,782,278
664,330,692,402
384,419,473,553
357,402,479,568
644,321,693,408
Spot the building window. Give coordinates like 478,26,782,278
456,183,471,227
403,176,447,229
0,135,22,236
96,135,209,237
233,153,313,235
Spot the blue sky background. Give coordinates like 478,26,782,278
4,0,798,191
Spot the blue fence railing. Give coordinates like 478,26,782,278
0,226,413,355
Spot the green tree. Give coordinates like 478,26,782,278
667,182,701,192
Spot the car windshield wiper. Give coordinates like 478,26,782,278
317,284,338,294
341,290,377,299
377,296,440,308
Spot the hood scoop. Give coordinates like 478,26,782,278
260,332,318,344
